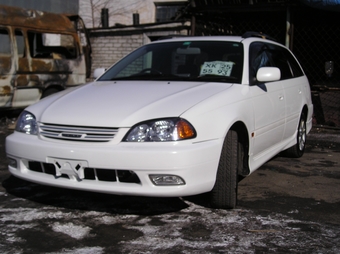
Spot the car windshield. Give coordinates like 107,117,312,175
98,40,244,83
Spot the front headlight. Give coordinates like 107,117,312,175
124,118,196,142
15,111,38,135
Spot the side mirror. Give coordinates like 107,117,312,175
256,67,281,82
93,68,106,79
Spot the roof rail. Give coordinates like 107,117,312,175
242,31,276,41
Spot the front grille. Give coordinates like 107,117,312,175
28,161,141,184
39,123,118,142
29,161,56,175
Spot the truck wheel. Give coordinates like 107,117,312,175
210,130,238,209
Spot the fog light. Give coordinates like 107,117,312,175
149,175,185,186
8,157,17,169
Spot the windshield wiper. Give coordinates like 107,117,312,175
109,73,162,80
109,73,185,81
196,74,238,81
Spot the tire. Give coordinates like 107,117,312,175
284,112,307,158
210,130,238,209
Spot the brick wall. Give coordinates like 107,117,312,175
90,34,146,78
88,21,191,79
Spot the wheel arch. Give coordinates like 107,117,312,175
302,104,308,118
41,84,64,98
229,121,250,176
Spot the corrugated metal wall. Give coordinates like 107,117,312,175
0,0,78,14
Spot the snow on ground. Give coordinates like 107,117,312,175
52,222,91,240
0,196,339,253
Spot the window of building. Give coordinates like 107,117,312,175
155,2,187,22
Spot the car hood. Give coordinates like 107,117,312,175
29,81,233,127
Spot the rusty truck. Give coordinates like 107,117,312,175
0,5,91,108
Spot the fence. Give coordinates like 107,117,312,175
193,5,340,128
293,7,340,128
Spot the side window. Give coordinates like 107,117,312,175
15,30,25,58
284,50,304,77
270,45,293,80
27,31,77,59
0,28,11,74
250,42,303,83
249,42,273,85
266,44,304,80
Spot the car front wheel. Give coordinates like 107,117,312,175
210,130,238,209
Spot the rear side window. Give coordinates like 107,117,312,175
27,31,78,59
0,28,11,74
283,49,304,77
269,45,304,79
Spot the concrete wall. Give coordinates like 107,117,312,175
0,0,78,14
79,0,188,28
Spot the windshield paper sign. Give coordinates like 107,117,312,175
200,61,234,76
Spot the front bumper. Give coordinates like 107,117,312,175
6,132,222,197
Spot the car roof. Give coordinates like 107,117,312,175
152,36,244,44
150,33,284,48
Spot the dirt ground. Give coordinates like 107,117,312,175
238,128,340,225
0,119,339,253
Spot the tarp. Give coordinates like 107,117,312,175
299,0,340,11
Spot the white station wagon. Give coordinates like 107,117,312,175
6,33,313,209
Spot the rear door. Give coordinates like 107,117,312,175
274,48,306,140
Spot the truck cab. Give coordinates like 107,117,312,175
0,5,91,108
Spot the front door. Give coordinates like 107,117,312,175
249,42,286,160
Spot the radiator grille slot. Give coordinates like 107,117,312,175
28,161,140,184
39,123,118,142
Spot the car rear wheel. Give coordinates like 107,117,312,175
210,130,238,209
284,112,307,158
